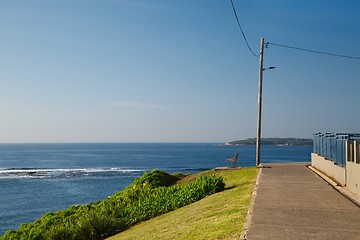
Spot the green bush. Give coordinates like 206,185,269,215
76,212,125,240
1,170,224,240
128,169,180,188
44,226,77,240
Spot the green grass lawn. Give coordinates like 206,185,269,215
107,167,258,240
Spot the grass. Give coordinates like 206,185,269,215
107,167,259,240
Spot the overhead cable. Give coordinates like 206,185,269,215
229,0,259,57
267,42,360,60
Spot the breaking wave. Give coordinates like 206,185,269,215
0,168,145,179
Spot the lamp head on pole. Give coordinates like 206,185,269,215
263,66,276,71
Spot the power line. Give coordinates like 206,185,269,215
229,0,259,57
267,42,360,60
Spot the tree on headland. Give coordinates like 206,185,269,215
226,138,312,146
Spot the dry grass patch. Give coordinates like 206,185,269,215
107,168,258,240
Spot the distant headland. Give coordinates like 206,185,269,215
225,138,313,146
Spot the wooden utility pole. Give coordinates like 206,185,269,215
256,38,265,166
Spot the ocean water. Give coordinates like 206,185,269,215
0,143,312,235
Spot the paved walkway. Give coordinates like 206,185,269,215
245,162,360,240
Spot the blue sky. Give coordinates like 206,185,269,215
0,0,359,143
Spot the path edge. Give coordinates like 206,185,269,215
308,165,360,207
240,167,262,240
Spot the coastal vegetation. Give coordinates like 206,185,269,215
108,168,259,240
1,170,225,240
226,137,313,146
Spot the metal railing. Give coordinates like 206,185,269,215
313,132,360,167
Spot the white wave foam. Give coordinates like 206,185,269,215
0,168,145,179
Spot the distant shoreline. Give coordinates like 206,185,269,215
225,138,313,146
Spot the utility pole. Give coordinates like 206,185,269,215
256,38,265,166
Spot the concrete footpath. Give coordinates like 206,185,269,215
245,162,360,240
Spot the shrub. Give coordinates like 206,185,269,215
129,170,180,188
76,212,125,240
44,226,76,240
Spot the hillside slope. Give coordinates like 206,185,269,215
107,168,259,240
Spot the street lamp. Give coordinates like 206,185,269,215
256,38,275,167
264,66,276,71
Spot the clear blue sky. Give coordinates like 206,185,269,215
0,0,359,143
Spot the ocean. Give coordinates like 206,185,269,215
0,143,312,235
